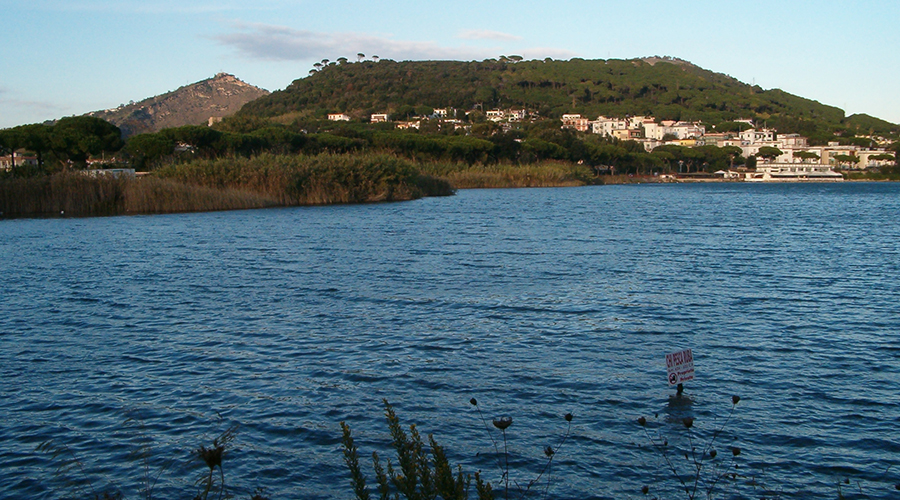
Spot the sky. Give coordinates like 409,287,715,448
2,0,899,130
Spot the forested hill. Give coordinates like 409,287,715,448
238,58,898,139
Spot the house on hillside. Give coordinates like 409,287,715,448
561,114,589,132
370,113,390,123
508,109,527,121
396,121,420,130
328,113,351,122
486,110,505,122
0,151,39,170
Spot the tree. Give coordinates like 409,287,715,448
714,121,753,133
161,125,224,158
756,146,783,163
124,133,175,170
415,105,434,117
792,151,820,163
357,53,365,62
721,145,743,167
831,154,860,169
661,133,679,142
51,116,123,167
868,153,895,162
18,124,53,168
0,127,23,166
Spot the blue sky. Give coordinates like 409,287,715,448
2,0,898,129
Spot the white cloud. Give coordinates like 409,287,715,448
213,23,506,62
457,30,522,42
0,92,66,114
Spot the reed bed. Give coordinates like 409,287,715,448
0,153,454,217
0,173,278,217
0,154,654,218
155,153,454,205
418,161,597,189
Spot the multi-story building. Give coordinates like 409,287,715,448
561,114,590,132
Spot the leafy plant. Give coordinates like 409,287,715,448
341,399,491,500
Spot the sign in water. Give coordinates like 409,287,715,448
666,348,694,385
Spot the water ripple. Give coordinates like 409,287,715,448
2,183,900,499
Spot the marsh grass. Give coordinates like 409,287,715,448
155,153,454,205
0,173,277,217
0,152,658,217
0,153,454,217
418,161,596,189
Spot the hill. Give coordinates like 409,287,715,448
237,58,898,140
88,73,269,138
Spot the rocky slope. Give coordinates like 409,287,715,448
89,73,269,138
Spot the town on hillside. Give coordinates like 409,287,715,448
325,108,896,181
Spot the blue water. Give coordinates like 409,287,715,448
1,182,898,499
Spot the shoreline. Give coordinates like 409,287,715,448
1,170,896,220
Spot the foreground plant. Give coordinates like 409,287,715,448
341,399,492,500
469,398,573,499
637,395,751,500
195,425,238,500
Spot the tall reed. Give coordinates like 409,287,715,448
155,152,454,204
418,161,596,189
0,153,454,217
0,173,277,217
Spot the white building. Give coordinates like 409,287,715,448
561,114,590,132
486,110,505,122
0,152,39,170
508,109,528,121
327,113,351,121
746,163,843,182
664,121,706,140
740,128,775,144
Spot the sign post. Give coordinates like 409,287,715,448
665,348,694,385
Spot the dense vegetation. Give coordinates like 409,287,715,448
0,116,123,170
2,58,898,218
238,58,900,143
0,154,454,217
117,120,755,177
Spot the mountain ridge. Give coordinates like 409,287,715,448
87,73,269,138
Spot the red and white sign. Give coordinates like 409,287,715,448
666,348,694,385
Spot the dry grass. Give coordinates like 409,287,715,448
419,161,597,189
0,173,277,217
0,153,454,217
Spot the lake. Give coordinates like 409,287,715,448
1,182,898,499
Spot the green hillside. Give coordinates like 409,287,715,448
237,58,897,140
